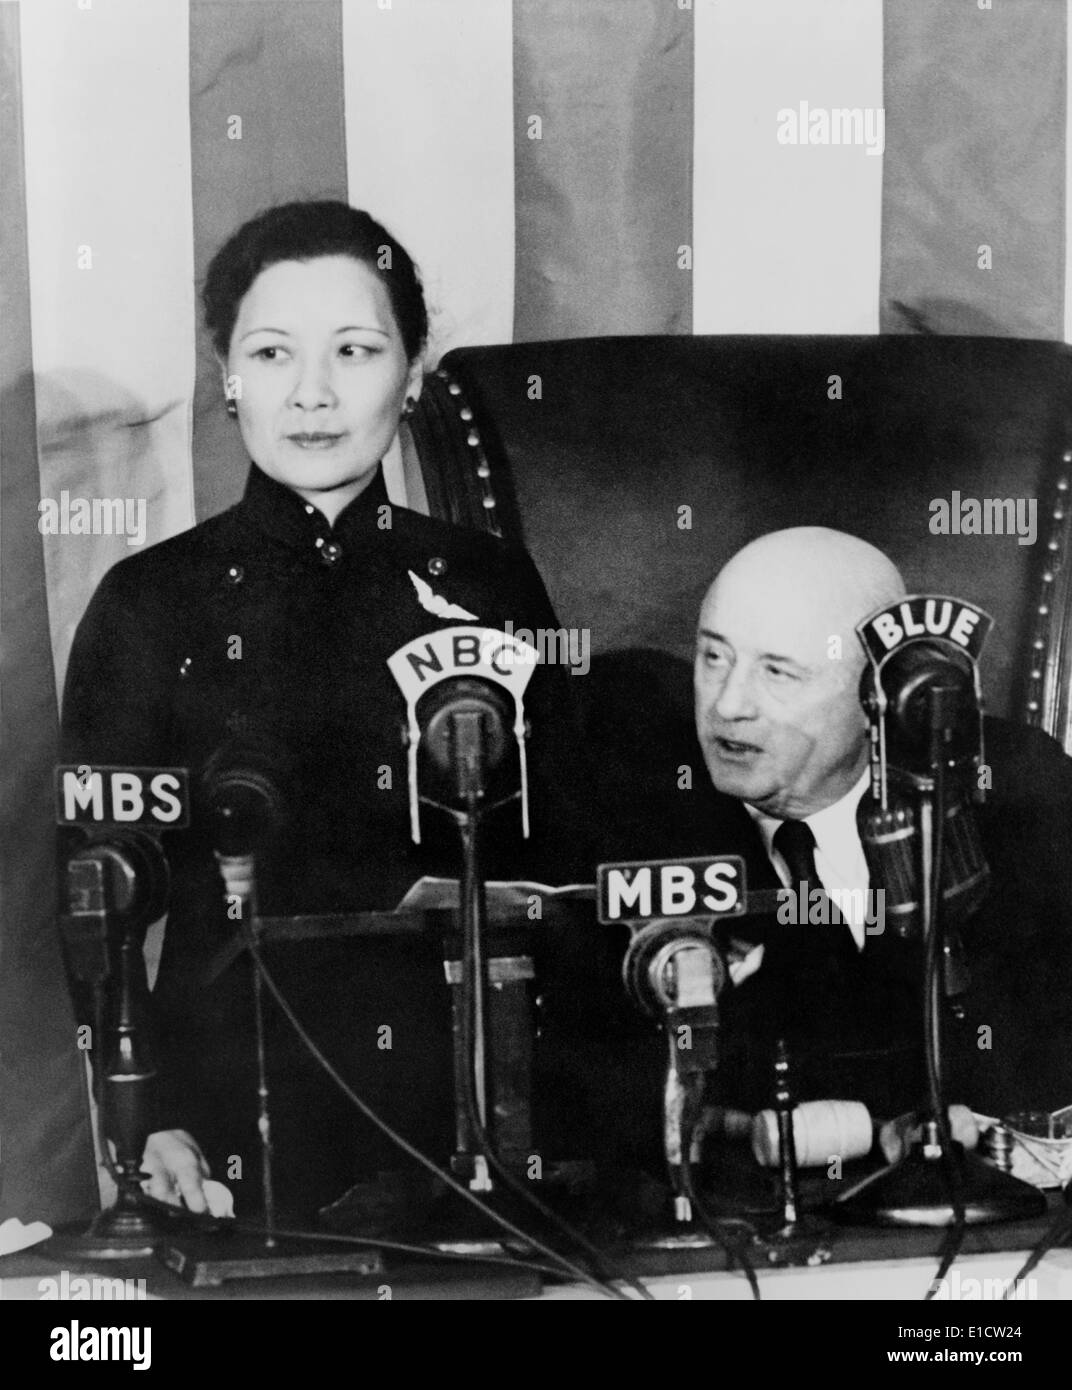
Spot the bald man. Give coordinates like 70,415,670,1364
695,527,902,822
590,527,1072,1124
694,529,903,996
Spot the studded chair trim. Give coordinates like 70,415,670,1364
1026,467,1072,746
408,367,523,541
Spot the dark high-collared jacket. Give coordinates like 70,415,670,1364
61,464,593,1216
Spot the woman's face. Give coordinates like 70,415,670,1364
225,255,421,517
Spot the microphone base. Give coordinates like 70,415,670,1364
159,1231,384,1288
752,1212,835,1267
832,1143,1046,1228
48,1203,167,1262
628,1221,725,1253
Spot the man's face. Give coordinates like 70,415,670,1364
694,570,869,819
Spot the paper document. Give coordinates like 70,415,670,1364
396,877,594,912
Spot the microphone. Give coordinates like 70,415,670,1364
865,640,979,777
622,920,726,1218
62,828,171,979
855,598,992,952
199,737,292,929
417,677,513,803
199,738,291,1235
61,830,170,1180
857,788,989,944
386,626,539,843
200,736,290,859
622,918,726,1030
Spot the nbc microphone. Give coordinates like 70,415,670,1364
387,626,539,842
418,677,513,804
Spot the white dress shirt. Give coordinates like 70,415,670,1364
726,770,871,986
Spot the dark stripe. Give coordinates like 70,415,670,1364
513,0,694,341
0,0,97,1224
881,0,1065,338
189,0,349,521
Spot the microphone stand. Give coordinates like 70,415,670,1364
416,707,557,1249
457,783,493,1193
835,687,1044,1228
229,872,277,1241
752,1040,833,1266
425,710,519,1199
623,925,746,1253
53,835,173,1259
75,863,167,1257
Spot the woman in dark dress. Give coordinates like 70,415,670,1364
61,201,590,1221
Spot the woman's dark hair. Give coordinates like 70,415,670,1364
202,200,428,360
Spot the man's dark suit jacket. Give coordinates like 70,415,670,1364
571,651,1072,1129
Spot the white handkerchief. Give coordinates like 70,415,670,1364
0,1216,53,1256
202,1180,235,1219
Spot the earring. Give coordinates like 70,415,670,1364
226,398,238,419
402,397,416,419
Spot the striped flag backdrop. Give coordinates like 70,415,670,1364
0,0,1066,1221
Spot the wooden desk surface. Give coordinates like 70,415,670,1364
2,1202,1070,1301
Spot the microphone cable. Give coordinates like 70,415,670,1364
679,1103,762,1300
452,889,656,1300
135,1192,593,1286
233,911,638,1301
1001,1186,1072,1298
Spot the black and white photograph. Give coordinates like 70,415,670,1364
1,0,1071,1336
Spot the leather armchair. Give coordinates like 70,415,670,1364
410,336,1072,751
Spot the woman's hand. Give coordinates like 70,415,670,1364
139,1129,212,1212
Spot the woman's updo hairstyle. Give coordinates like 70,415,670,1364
202,200,429,362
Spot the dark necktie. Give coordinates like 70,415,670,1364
772,818,855,960
772,818,819,892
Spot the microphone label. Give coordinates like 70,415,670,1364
857,595,992,666
597,856,746,925
387,625,540,703
55,766,189,827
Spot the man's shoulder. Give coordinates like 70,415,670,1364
974,716,1072,918
981,714,1072,806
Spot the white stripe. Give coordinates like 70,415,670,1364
1065,0,1072,342
693,0,884,334
20,0,196,695
342,0,515,360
